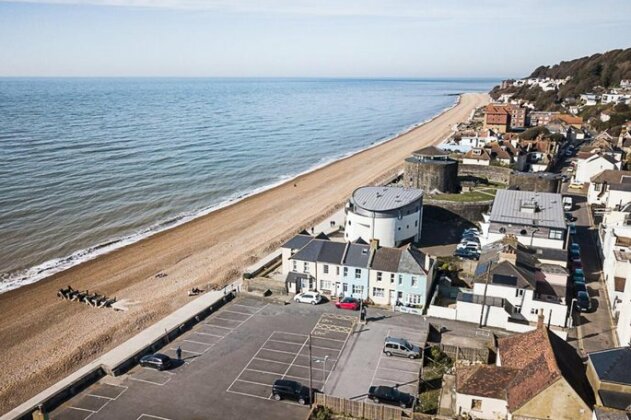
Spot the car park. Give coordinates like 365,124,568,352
335,297,360,310
271,379,311,405
576,291,591,312
368,385,415,408
293,292,322,305
383,336,421,359
139,353,172,371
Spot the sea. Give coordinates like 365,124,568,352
0,78,497,293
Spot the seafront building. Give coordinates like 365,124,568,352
344,186,423,248
403,146,458,194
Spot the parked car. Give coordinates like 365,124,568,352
461,234,480,243
565,212,577,223
457,240,480,250
568,182,583,190
563,196,573,211
576,291,592,312
294,292,322,305
454,248,479,260
335,297,360,310
575,282,587,295
569,223,577,235
463,228,480,236
570,243,581,257
573,272,585,284
383,336,421,359
139,353,172,371
368,385,415,408
272,379,310,405
572,260,583,271
574,268,585,278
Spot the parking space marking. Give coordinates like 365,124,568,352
184,339,213,346
67,406,94,413
137,414,173,420
86,394,113,400
195,331,225,338
201,324,232,330
220,309,256,316
129,376,173,386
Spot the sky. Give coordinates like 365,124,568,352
0,0,630,78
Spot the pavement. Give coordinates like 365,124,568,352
563,182,618,354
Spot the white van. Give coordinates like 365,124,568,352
563,196,573,211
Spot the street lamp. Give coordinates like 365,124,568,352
314,355,329,386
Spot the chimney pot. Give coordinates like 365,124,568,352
537,309,544,328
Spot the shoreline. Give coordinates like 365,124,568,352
0,95,461,295
0,92,489,414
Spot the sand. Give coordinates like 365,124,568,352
0,92,489,413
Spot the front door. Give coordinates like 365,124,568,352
389,290,397,306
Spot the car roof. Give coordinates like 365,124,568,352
273,379,301,387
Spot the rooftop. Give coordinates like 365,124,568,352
411,145,450,157
456,365,518,400
350,186,423,212
489,190,566,230
589,347,631,386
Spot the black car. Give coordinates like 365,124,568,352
368,385,415,408
272,379,310,405
139,353,172,371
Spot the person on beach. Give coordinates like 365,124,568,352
176,346,182,360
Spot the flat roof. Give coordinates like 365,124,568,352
489,190,566,230
351,186,423,212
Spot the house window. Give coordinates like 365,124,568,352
303,262,309,273
292,260,297,271
549,229,564,240
352,285,364,295
320,280,332,291
390,273,395,283
342,283,348,292
372,287,385,297
530,308,538,314
471,399,482,410
407,293,422,305
343,267,348,277
415,220,418,227
516,289,524,297
594,183,602,192
355,268,362,279
377,272,383,282
336,266,340,275
398,275,403,285
323,264,329,274
411,276,417,287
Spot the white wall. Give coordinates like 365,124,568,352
481,231,564,250
316,262,341,295
455,393,508,420
575,157,619,184
345,209,421,247
368,269,396,305
463,158,490,166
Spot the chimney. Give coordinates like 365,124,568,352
499,245,517,266
537,308,544,329
370,239,379,253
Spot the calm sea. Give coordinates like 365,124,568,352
0,78,496,292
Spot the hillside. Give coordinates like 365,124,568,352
490,48,631,111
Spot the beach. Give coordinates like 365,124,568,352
0,92,489,413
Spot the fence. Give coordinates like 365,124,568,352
313,394,407,420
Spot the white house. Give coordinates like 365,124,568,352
601,93,631,105
587,170,631,208
574,154,621,184
345,186,423,247
455,365,512,419
599,218,631,346
463,147,491,166
479,190,567,251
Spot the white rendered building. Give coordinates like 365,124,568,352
574,154,621,184
344,186,423,247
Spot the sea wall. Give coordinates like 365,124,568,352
458,164,512,184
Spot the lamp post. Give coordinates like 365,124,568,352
314,355,329,388
568,298,577,328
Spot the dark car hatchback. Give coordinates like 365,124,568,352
368,385,415,408
272,379,311,405
139,353,172,371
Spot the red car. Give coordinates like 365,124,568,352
335,297,360,310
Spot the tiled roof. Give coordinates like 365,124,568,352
486,104,511,115
557,114,583,125
370,247,402,273
591,170,631,184
412,145,449,157
456,365,518,400
343,242,371,268
498,326,594,411
464,148,491,160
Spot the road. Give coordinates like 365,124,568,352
563,182,618,355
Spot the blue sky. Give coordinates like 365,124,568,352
0,0,630,78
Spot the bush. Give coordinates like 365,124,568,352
311,406,333,420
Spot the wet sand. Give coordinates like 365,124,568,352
0,92,489,413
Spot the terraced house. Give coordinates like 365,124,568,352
281,234,431,308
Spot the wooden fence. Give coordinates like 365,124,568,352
313,393,406,420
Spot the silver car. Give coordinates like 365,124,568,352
383,336,421,359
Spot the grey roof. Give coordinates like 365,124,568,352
593,406,631,420
281,234,313,250
289,239,345,264
398,247,427,275
412,145,450,157
489,190,566,230
589,347,631,385
536,246,568,263
480,260,536,289
370,247,403,272
599,390,631,412
351,186,423,212
342,243,371,268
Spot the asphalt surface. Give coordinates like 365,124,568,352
563,180,617,354
50,297,347,420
